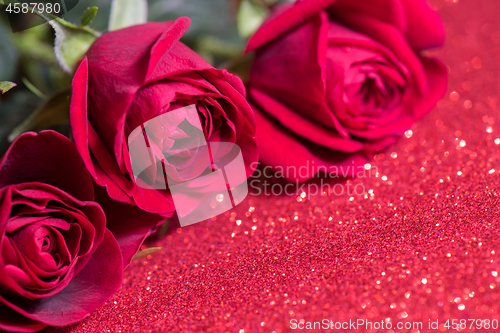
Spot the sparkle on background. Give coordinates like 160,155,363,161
42,0,500,332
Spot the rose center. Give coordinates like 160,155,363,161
342,60,406,118
357,76,389,109
41,234,55,253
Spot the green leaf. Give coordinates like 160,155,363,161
109,0,147,31
132,247,163,261
263,0,281,5
149,0,240,43
81,7,98,26
221,53,254,82
0,23,18,80
8,89,71,142
0,81,16,94
196,35,244,58
12,25,59,67
237,0,269,39
157,218,170,239
49,20,99,73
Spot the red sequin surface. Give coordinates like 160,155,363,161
45,0,500,331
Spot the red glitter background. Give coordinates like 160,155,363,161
38,0,500,331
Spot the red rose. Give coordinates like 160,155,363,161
70,18,258,217
0,131,122,332
246,0,448,182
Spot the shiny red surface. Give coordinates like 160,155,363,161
44,0,500,331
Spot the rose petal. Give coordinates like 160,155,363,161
0,302,46,333
0,131,94,202
328,10,427,95
412,57,448,119
249,88,363,152
327,0,407,32
401,0,445,50
70,57,99,183
125,80,212,138
246,0,338,52
253,105,369,183
146,17,192,79
248,12,338,130
5,216,49,234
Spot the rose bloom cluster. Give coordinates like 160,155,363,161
0,0,446,331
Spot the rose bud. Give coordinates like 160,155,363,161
0,131,122,332
70,17,258,217
246,0,448,182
